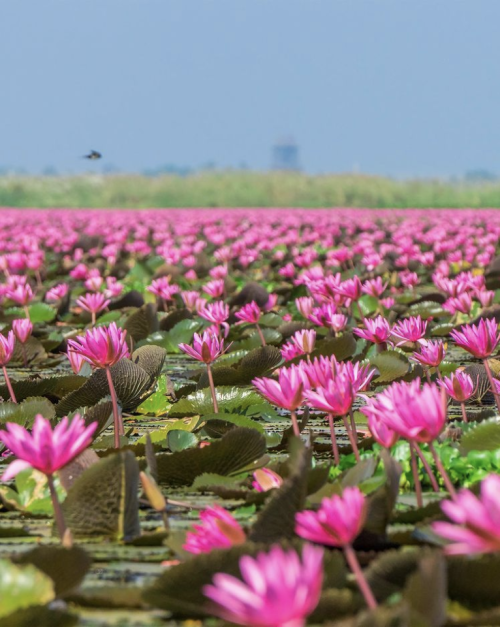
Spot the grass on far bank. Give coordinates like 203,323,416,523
1,171,500,208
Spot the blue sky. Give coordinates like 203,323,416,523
1,0,500,176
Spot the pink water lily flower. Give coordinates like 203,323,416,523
203,544,324,627
179,330,226,364
67,349,87,375
76,292,111,325
183,505,246,554
7,284,34,307
67,322,129,369
354,315,392,345
253,365,304,412
295,487,376,609
252,468,283,492
450,318,500,359
235,301,262,324
304,374,355,417
295,486,366,547
0,331,17,402
450,319,500,413
0,414,97,481
290,329,316,355
12,319,33,344
391,315,428,346
411,339,445,368
439,370,475,402
67,322,130,448
295,296,315,319
46,283,69,302
199,301,230,325
432,474,500,555
0,413,97,537
374,380,446,444
253,365,304,436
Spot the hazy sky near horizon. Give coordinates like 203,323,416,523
2,0,500,177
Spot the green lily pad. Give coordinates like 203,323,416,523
372,350,410,383
155,427,267,486
167,430,199,452
0,559,54,618
460,418,500,453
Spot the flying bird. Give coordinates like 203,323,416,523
83,150,102,160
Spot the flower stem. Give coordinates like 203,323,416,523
106,367,123,448
483,359,500,414
47,474,67,539
327,413,340,465
255,323,266,346
344,544,378,610
409,442,423,508
3,366,16,403
23,306,30,320
460,401,468,423
342,414,360,462
21,344,27,368
290,410,300,436
413,442,439,492
207,363,219,413
428,442,457,499
92,311,96,327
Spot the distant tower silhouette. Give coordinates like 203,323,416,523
272,136,300,171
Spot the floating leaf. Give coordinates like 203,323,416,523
233,328,283,351
0,606,77,627
14,546,91,597
202,412,265,435
191,473,245,491
0,375,86,405
27,302,56,324
237,345,283,381
56,358,156,417
372,350,410,383
170,386,269,417
11,337,47,364
82,400,113,435
363,451,402,537
123,304,158,341
130,345,167,380
61,451,140,540
0,559,54,618
58,449,100,491
315,332,357,361
136,376,171,416
404,552,447,627
448,553,500,609
460,418,500,453
0,469,63,515
167,430,199,452
365,549,423,602
155,427,267,486
249,437,310,543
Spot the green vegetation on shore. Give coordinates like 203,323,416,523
1,172,500,208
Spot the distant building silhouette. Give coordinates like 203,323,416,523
272,136,300,171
